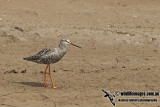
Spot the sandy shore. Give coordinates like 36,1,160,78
0,0,160,106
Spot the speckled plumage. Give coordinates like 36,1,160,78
23,39,68,64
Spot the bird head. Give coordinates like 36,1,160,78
60,39,82,48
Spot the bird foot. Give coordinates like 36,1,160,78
52,86,58,89
44,85,50,88
44,85,57,89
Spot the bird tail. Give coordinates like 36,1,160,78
23,56,34,61
23,57,29,60
23,55,39,61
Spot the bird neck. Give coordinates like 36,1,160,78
59,43,67,49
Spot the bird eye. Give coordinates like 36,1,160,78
65,40,69,43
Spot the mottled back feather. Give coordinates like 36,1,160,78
24,45,67,64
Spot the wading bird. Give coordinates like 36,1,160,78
23,39,82,88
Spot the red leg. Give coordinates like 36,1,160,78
44,65,49,87
49,65,57,89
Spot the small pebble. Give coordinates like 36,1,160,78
14,26,24,32
147,68,151,70
80,69,85,73
21,69,26,73
122,66,125,68
152,38,157,41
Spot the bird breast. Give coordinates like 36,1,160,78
57,48,67,59
48,48,66,64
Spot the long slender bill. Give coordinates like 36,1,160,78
70,43,82,49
